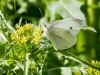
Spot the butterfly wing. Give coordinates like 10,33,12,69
43,18,82,50
50,18,82,35
46,27,76,50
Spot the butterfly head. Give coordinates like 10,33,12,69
42,23,49,32
43,24,47,28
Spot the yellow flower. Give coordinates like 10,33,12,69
24,23,33,30
11,22,41,45
21,36,29,43
16,25,21,29
11,32,18,40
17,27,25,35
16,37,21,44
85,60,100,75
33,35,41,44
35,28,41,35
33,27,42,44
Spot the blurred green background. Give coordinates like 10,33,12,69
0,0,100,74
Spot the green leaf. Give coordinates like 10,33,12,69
24,53,30,75
82,26,97,33
0,10,15,31
0,59,8,65
40,0,86,26
61,67,72,75
0,43,6,58
14,60,24,71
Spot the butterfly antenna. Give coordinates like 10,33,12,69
39,8,44,31
39,8,44,18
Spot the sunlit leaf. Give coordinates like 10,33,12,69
0,59,8,65
82,26,97,33
0,43,5,58
40,0,86,27
14,60,24,71
61,67,72,75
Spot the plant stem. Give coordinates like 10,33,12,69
24,49,26,75
34,49,100,71
57,50,100,70
24,50,29,75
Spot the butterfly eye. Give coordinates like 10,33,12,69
43,24,47,27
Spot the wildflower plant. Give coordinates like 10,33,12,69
8,22,43,75
85,60,100,75
11,23,41,45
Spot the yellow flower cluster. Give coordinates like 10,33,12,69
85,60,100,75
33,28,42,44
11,23,42,44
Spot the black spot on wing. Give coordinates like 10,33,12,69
70,27,72,29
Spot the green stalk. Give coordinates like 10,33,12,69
35,50,100,71
24,49,27,75
57,50,100,70
24,50,29,75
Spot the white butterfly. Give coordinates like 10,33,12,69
43,18,83,50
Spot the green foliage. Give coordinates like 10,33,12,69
0,0,100,75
